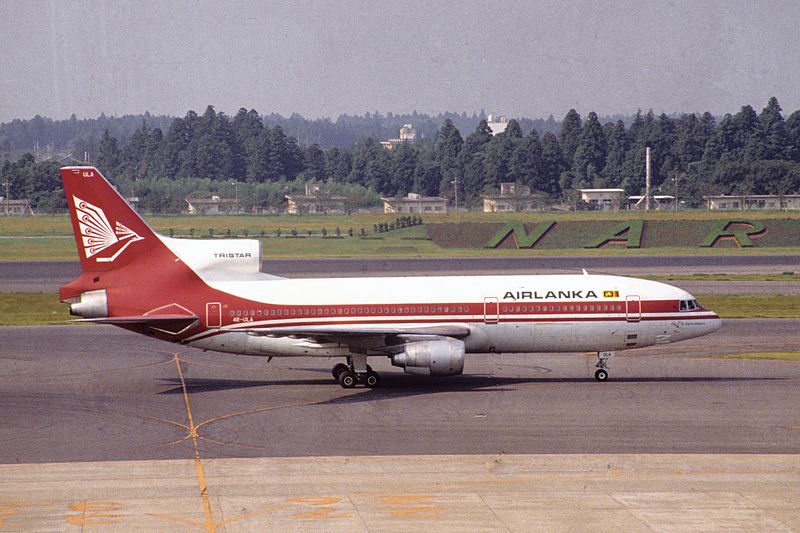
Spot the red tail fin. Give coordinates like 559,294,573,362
59,166,200,310
60,166,203,335
61,166,159,272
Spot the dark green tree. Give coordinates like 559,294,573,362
558,109,582,167
572,111,607,187
389,142,418,195
538,132,567,196
435,119,463,199
602,120,628,187
758,97,789,160
303,144,327,181
96,129,121,176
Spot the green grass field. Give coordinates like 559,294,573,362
3,209,800,235
1,292,797,326
2,211,800,260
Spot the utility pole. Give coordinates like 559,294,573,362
674,174,679,212
645,146,651,210
452,175,459,213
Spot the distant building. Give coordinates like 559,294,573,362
1,197,34,216
627,195,676,210
285,184,347,214
382,193,446,214
185,195,242,215
486,114,508,135
703,194,800,210
578,188,626,210
380,124,417,150
482,183,544,212
125,197,141,211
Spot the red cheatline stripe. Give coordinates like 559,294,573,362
219,299,694,323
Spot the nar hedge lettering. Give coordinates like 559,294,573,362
426,219,794,249
699,220,766,248
583,221,644,249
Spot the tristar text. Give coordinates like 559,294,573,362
503,290,599,300
213,252,252,258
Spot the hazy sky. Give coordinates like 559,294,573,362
1,0,799,123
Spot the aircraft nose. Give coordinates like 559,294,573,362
707,312,722,333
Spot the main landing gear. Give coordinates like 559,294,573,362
594,351,614,382
332,355,380,389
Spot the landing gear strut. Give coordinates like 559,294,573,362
594,351,614,382
332,355,380,388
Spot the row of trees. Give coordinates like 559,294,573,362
2,98,800,213
0,109,565,153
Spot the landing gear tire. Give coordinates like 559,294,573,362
338,370,357,388
331,363,349,381
594,369,608,382
364,371,380,388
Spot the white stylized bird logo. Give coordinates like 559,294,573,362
73,196,143,262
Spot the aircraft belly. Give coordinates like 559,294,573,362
189,332,350,357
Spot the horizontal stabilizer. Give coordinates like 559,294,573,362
75,314,198,334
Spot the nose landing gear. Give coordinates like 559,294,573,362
594,351,614,381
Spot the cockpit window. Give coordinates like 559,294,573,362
680,299,702,311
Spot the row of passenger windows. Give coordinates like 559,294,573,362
229,305,470,318
228,303,627,318
500,304,623,313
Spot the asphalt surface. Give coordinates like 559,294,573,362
1,319,799,465
1,255,799,292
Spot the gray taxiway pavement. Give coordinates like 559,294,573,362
2,320,799,530
2,319,798,465
1,255,799,292
2,256,799,530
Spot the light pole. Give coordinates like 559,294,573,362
451,175,459,213
674,174,679,211
3,179,9,216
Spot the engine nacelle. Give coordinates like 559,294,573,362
391,338,465,376
69,289,108,318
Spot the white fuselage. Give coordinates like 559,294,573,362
185,273,721,357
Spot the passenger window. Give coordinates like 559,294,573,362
270,310,275,316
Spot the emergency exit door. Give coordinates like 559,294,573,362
626,295,641,322
484,297,499,324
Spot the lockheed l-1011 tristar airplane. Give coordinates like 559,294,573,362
59,166,721,387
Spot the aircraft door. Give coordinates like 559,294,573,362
483,297,499,324
625,295,641,322
206,302,222,328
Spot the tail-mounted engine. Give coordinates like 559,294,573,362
391,338,465,376
68,289,108,318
